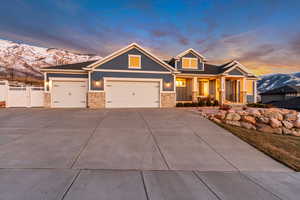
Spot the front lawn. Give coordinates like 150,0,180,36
217,123,300,171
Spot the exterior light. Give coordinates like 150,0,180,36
165,82,171,88
94,80,102,88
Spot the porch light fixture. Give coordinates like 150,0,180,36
93,80,102,88
164,82,172,88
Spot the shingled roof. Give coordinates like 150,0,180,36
41,60,98,71
261,85,300,95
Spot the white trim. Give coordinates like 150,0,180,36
49,77,88,81
128,54,141,69
175,48,206,60
103,77,164,108
40,69,86,73
88,71,91,91
86,69,172,74
44,72,47,92
85,43,176,72
222,60,256,77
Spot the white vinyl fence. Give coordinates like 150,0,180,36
0,80,44,108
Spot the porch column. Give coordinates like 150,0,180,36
219,76,225,105
192,77,198,102
241,78,247,104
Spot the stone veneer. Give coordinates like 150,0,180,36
161,92,176,108
88,92,105,108
44,93,51,108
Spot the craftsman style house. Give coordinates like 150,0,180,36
41,43,257,108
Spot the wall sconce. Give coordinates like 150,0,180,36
164,82,172,88
93,80,102,88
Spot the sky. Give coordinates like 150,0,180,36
0,0,300,75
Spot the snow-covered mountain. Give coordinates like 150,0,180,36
0,39,101,81
258,72,300,93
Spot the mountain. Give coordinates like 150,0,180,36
258,72,300,93
0,39,101,83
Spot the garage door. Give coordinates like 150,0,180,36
106,81,160,108
52,81,87,108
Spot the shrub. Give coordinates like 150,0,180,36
213,100,219,106
176,103,184,107
247,103,273,108
206,98,212,106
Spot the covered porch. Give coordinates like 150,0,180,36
175,76,247,104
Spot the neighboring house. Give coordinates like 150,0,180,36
40,43,258,108
269,97,300,111
261,85,300,104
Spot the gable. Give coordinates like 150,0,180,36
93,46,172,72
228,68,245,75
177,51,204,71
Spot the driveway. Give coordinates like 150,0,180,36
0,108,299,200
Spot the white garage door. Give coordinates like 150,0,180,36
52,81,87,108
106,81,160,108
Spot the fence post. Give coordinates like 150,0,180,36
26,86,31,108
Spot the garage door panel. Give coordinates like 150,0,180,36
52,81,87,108
106,81,160,108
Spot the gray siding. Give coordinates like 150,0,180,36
261,94,285,104
176,79,192,101
228,69,244,76
177,52,204,71
95,48,169,72
247,95,255,103
91,71,174,91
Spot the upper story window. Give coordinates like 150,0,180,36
128,55,141,69
182,57,198,69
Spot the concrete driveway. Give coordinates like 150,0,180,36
0,108,299,200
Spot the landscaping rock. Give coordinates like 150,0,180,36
225,112,241,121
249,109,261,117
241,122,256,130
269,118,282,128
284,113,298,122
265,112,283,121
242,116,256,124
282,120,293,129
291,129,300,137
215,112,226,120
257,117,270,124
282,127,292,135
212,117,221,124
294,120,300,128
225,120,241,127
273,128,283,135
257,124,274,134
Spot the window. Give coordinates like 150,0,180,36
128,55,141,68
182,57,198,69
246,80,254,95
176,78,186,87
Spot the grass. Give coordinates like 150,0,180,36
217,122,300,171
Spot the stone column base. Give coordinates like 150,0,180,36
88,92,105,108
44,93,51,108
161,92,176,108
192,91,198,102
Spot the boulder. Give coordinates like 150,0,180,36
241,122,256,130
225,112,241,121
273,128,283,135
269,118,282,128
225,120,241,127
282,127,292,135
264,112,283,121
282,120,293,129
291,129,300,137
284,113,297,122
257,117,270,124
257,124,274,134
242,115,256,124
212,117,221,124
294,120,300,128
215,112,226,120
249,109,261,117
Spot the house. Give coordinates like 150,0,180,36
40,43,258,108
261,85,300,104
